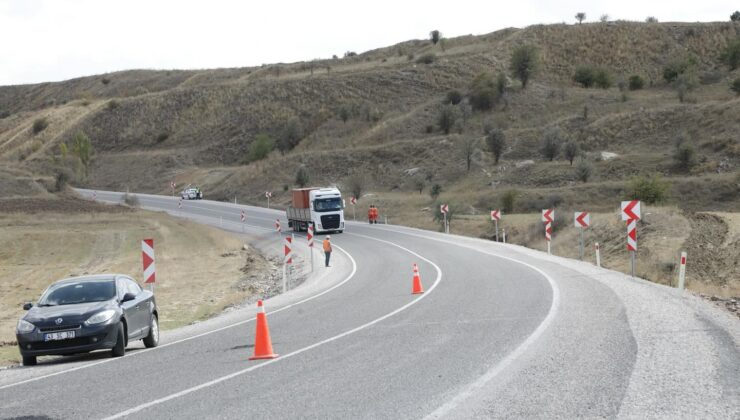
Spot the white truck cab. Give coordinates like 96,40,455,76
286,187,345,234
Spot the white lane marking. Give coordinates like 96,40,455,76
101,236,443,419
0,244,356,392
350,228,562,418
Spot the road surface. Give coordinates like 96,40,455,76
1,190,737,419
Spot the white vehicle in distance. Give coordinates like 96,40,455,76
181,186,203,200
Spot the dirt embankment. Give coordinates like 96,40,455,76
685,213,740,296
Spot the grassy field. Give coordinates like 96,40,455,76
0,208,274,366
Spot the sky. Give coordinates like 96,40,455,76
0,0,737,86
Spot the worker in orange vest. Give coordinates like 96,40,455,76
371,205,379,224
368,205,374,224
322,236,332,267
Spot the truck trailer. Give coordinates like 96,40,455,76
286,187,345,234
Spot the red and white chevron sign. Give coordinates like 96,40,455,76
541,209,554,223
275,219,281,232
170,181,175,189
240,210,245,222
621,200,641,221
350,196,357,205
544,221,553,242
627,219,637,251
440,204,449,214
177,199,182,209
141,239,155,284
490,210,501,221
265,191,272,198
574,212,590,228
284,236,292,264
307,225,314,248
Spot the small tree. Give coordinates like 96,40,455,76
430,184,442,200
509,45,539,89
438,104,458,134
429,30,442,45
247,133,274,162
495,72,507,96
646,16,658,23
59,143,68,158
720,39,740,71
675,72,697,103
338,105,350,123
731,78,740,96
413,176,426,194
486,128,506,164
575,159,592,182
457,136,479,172
72,131,92,176
345,172,366,201
600,14,609,22
500,189,518,213
575,13,586,24
469,73,500,111
625,174,670,204
277,118,303,154
573,65,595,88
541,129,562,161
673,134,696,171
295,166,310,188
628,75,645,90
563,140,579,165
416,53,436,64
732,11,740,21
663,58,694,83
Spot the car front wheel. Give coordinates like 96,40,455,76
111,323,126,357
22,355,37,366
143,314,159,348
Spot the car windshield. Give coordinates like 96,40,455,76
38,280,116,306
314,197,342,212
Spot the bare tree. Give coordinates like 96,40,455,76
563,140,579,165
457,136,479,172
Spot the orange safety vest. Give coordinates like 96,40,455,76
323,239,332,252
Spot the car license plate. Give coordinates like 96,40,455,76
44,331,76,341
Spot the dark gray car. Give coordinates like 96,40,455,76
16,274,159,366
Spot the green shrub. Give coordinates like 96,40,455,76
0,110,11,119
416,53,436,64
563,140,579,165
123,193,140,207
500,189,519,213
594,68,613,89
295,166,310,187
732,11,740,21
429,30,441,45
731,78,740,96
430,184,442,200
645,16,658,23
101,77,110,85
541,128,563,161
575,159,592,182
32,118,48,134
673,135,697,171
277,118,303,153
509,45,539,88
573,65,595,87
663,58,694,83
446,90,463,105
72,131,93,177
485,128,506,164
469,73,500,111
155,132,169,143
106,100,119,110
628,75,645,90
54,169,72,192
720,39,740,70
625,174,670,204
247,133,274,162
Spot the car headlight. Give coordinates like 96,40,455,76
17,319,36,333
84,309,116,326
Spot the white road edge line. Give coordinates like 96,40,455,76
0,243,356,392
101,234,443,420
352,227,561,418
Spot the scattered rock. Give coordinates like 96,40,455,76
515,160,534,168
403,167,421,176
601,151,619,160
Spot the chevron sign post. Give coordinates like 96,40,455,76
621,200,641,277
307,225,314,272
490,210,501,242
142,239,155,292
350,196,357,220
542,209,554,255
275,219,281,234
440,204,449,234
240,210,246,232
283,236,293,293
574,212,590,260
265,191,272,209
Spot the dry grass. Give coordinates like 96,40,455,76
0,210,268,366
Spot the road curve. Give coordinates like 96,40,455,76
1,190,737,419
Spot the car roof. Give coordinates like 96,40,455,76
53,274,129,285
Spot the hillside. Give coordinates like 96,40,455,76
1,21,739,214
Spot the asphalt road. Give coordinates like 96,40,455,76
1,190,737,419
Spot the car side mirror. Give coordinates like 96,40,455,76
23,302,33,310
121,293,136,303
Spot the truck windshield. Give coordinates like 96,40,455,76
314,198,342,212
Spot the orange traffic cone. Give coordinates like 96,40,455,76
412,263,424,294
249,300,278,360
